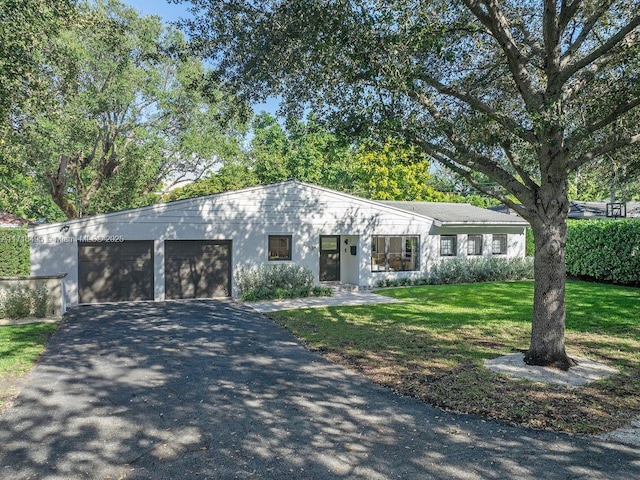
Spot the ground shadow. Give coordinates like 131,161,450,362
0,301,638,479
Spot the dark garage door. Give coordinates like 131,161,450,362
78,241,154,304
164,240,232,299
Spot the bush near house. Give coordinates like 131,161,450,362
376,257,534,288
0,285,49,319
566,220,640,285
0,228,30,276
236,264,333,301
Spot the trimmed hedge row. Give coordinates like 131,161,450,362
0,228,30,276
376,257,534,288
566,220,640,285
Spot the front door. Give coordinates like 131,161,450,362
319,235,340,281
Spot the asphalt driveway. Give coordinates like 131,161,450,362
0,301,638,479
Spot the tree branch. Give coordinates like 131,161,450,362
463,0,542,110
568,133,640,171
543,0,561,75
566,97,640,149
419,140,529,216
560,15,640,82
412,74,537,144
560,1,616,64
558,0,582,33
502,141,540,192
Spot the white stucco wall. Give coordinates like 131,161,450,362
29,181,527,305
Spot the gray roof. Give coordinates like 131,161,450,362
377,201,528,225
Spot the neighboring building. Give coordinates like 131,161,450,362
0,212,34,228
568,201,640,219
491,201,640,219
29,180,528,305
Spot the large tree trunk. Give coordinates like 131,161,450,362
524,215,576,370
47,155,78,219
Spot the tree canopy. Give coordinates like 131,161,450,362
4,0,244,219
0,0,75,124
178,0,640,367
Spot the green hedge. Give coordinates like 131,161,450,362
525,226,534,257
566,220,640,285
376,257,534,288
0,228,30,276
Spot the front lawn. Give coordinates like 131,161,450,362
0,323,58,414
269,280,640,434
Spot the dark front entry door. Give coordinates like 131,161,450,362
319,235,340,281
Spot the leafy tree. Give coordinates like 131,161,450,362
0,0,75,125
572,149,640,201
162,163,258,201
349,139,464,202
248,112,351,187
179,0,640,368
12,0,242,219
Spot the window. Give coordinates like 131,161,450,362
268,235,292,260
467,235,483,256
492,234,507,255
440,235,457,256
320,236,338,251
371,236,419,272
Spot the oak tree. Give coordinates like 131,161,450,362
178,0,640,368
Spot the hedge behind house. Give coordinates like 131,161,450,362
525,226,534,257
566,220,640,285
0,228,30,276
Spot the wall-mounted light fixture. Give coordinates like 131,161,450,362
59,224,70,233
344,238,349,245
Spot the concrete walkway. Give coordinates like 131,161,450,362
0,301,638,479
247,290,402,313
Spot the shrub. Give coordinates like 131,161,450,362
374,257,534,288
236,264,333,301
311,286,333,297
240,285,332,302
235,264,314,294
566,219,640,285
428,257,533,285
0,285,49,319
0,228,30,276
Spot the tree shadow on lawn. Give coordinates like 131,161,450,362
272,300,640,435
0,301,638,479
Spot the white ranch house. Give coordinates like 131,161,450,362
29,180,527,305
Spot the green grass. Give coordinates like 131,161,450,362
269,280,640,434
0,323,58,413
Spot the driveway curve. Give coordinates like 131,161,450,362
0,301,638,479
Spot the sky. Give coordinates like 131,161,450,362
122,0,279,116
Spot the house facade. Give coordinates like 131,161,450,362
29,180,527,305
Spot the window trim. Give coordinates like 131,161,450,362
440,235,457,257
268,234,293,261
371,235,420,272
467,234,483,256
492,234,508,255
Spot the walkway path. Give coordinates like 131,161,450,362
247,290,401,313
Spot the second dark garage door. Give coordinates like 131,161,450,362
164,240,232,299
